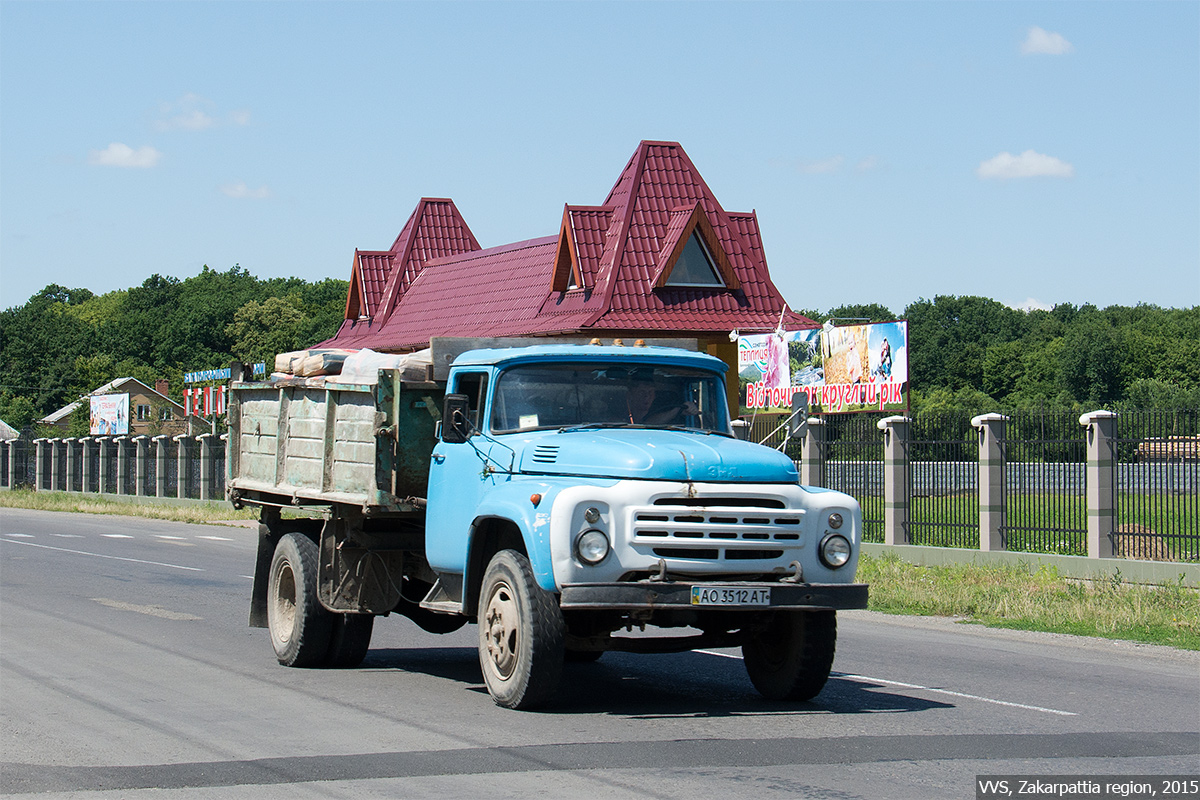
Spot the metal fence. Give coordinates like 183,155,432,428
822,414,886,543
906,411,978,549
1001,410,1088,556
1113,409,1199,561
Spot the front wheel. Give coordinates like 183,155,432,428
743,610,837,701
477,550,565,709
267,533,333,667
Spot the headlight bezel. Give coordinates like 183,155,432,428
575,529,610,565
818,532,852,569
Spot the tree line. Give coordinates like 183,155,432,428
1,267,1196,431
0,266,347,431
800,297,1199,414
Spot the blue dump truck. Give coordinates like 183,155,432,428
227,340,867,709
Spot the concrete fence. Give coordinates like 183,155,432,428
2,434,227,501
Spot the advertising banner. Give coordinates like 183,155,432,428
738,321,908,415
90,394,129,435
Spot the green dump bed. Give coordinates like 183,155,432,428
226,371,444,512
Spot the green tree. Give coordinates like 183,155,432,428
226,296,307,364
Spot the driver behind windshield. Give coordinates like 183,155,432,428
625,373,699,425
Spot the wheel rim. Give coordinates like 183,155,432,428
271,560,298,645
482,579,519,680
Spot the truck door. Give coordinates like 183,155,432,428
425,370,497,577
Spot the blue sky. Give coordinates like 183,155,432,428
2,1,1197,314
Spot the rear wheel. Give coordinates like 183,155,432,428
325,614,374,668
267,533,333,667
477,550,565,709
743,610,836,701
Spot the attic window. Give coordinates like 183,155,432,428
665,231,725,288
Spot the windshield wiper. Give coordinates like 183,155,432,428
557,422,639,433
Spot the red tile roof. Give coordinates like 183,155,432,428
323,141,813,351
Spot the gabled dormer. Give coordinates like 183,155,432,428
344,249,395,320
550,204,613,292
651,203,740,291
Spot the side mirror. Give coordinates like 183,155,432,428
788,392,809,440
442,394,472,443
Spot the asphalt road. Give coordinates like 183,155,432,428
1,507,1197,799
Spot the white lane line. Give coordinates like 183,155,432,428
155,535,187,541
51,534,84,539
695,649,1076,717
5,533,34,538
196,535,232,541
102,534,133,539
1,537,204,572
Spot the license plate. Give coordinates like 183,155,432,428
690,585,771,606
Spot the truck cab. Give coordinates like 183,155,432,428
423,345,866,708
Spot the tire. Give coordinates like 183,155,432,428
325,614,374,668
742,610,837,701
267,533,334,667
477,550,566,709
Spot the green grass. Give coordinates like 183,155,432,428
858,552,1200,650
0,489,260,524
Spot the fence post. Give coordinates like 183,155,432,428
115,436,129,495
63,438,76,492
49,438,62,491
98,438,110,494
799,417,826,488
34,439,47,491
6,440,16,488
877,415,910,545
80,438,92,493
1080,410,1117,559
175,434,190,499
154,436,168,498
972,413,1008,551
198,433,214,501
134,435,149,497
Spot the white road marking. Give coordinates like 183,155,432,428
196,535,232,541
1,537,204,572
5,533,34,538
102,534,133,539
51,534,83,538
155,535,187,541
695,649,1077,716
93,598,201,621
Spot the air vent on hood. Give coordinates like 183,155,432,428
531,444,560,464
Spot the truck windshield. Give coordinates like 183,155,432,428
490,363,731,435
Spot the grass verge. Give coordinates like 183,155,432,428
859,552,1200,651
0,488,259,524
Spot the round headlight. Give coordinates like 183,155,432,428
583,506,602,524
576,530,610,565
827,512,843,530
819,533,852,568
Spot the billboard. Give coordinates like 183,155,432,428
738,321,908,415
90,394,130,435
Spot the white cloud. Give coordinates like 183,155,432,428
155,93,215,131
221,182,270,199
88,143,162,168
1009,297,1054,312
155,94,249,131
977,150,1074,180
799,155,844,174
856,156,880,172
1021,26,1074,55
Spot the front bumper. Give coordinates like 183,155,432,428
559,581,868,611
